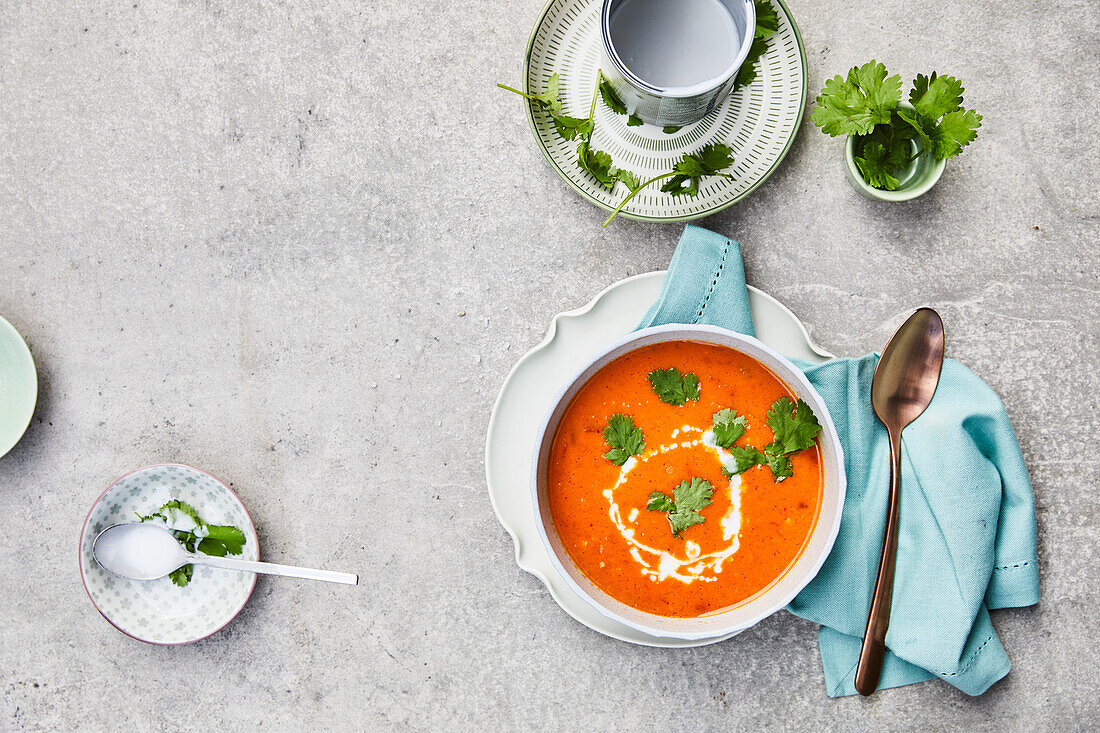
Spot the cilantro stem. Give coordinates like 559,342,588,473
496,83,541,101
587,70,604,121
601,172,735,226
602,174,674,226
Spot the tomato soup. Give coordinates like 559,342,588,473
547,341,822,617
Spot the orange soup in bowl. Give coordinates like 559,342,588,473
547,340,823,618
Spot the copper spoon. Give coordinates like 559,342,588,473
853,308,945,696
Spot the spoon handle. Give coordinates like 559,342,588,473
189,553,359,586
854,427,902,696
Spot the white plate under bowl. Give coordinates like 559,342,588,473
486,271,833,647
79,464,260,645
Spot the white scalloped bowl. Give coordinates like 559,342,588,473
530,324,845,640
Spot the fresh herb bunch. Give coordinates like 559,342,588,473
811,60,982,191
136,499,246,587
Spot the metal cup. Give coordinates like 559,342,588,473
600,0,756,128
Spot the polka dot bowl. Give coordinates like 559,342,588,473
79,464,259,645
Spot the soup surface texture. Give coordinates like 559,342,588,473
547,341,822,617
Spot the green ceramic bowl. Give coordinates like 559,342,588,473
844,102,946,202
0,314,37,459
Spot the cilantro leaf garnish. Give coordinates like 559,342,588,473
169,565,192,587
497,73,589,140
577,139,642,192
576,140,617,188
603,413,646,466
612,167,641,191
733,36,769,90
599,79,643,126
896,72,981,160
720,398,821,482
659,143,736,197
499,73,643,194
136,499,246,587
928,108,981,158
725,446,766,476
599,78,627,115
603,142,736,225
763,445,794,481
497,73,576,138
662,126,681,134
647,477,714,537
552,113,595,141
754,0,779,38
909,72,964,120
197,524,247,557
646,493,675,512
536,73,562,111
766,397,822,454
811,60,902,137
733,1,777,90
712,408,749,448
853,144,895,190
897,105,980,161
647,368,701,405
721,440,796,482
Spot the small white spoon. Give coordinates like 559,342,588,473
93,522,358,586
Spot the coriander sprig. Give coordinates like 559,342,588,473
647,477,714,538
600,144,736,226
598,79,642,127
498,75,737,226
721,397,822,482
648,367,701,406
136,499,246,587
711,408,749,448
603,413,646,466
733,0,779,90
498,72,638,194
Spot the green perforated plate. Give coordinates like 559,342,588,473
520,0,807,222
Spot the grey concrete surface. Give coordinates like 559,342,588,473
1,0,1097,730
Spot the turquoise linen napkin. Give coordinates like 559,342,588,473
639,224,1039,697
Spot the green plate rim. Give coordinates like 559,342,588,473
517,0,808,222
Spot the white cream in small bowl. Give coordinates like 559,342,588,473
530,324,846,641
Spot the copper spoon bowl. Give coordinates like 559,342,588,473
854,308,945,696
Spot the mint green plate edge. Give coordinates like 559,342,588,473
0,314,37,459
518,0,808,223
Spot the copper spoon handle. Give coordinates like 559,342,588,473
854,426,902,696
